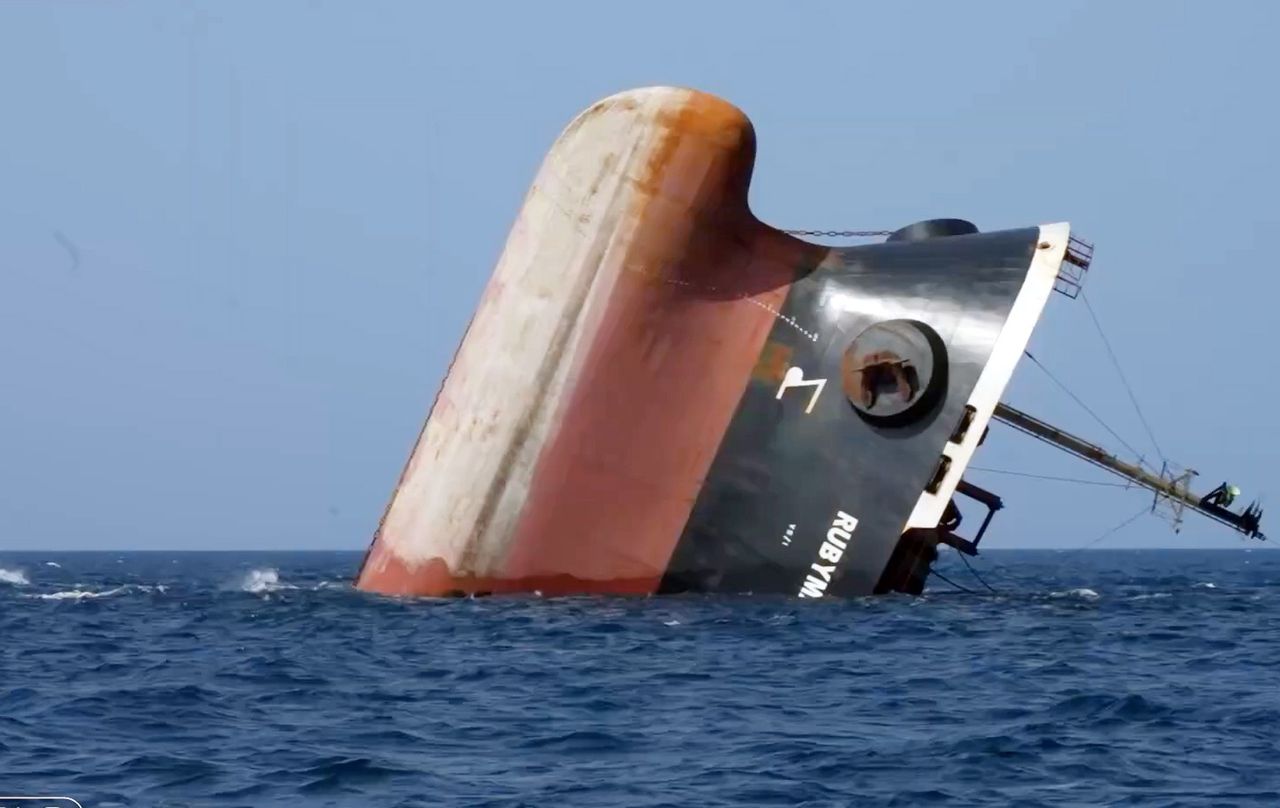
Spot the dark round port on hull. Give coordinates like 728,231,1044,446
842,319,948,426
886,218,978,242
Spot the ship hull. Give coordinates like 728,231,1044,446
355,87,1068,598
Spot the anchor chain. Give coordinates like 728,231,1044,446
780,229,892,238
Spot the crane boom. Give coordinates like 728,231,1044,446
992,402,1265,540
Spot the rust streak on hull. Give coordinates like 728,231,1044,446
356,87,820,597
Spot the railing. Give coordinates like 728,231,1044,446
1053,234,1094,299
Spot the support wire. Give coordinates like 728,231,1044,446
1023,351,1155,472
1081,291,1168,467
1060,504,1150,558
956,550,998,594
928,567,976,594
968,466,1131,489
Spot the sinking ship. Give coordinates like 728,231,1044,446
355,87,1264,599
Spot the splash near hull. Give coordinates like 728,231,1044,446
355,87,1069,598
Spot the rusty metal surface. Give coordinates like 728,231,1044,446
840,319,947,424
356,87,820,597
356,85,1062,599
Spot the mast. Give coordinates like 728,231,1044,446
992,402,1265,540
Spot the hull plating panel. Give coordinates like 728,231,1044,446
356,87,821,596
659,229,1046,598
355,86,1063,598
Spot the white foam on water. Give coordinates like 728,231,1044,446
1051,588,1100,601
1129,592,1172,601
1194,582,1217,589
28,585,135,600
0,568,30,586
45,561,61,568
240,568,297,593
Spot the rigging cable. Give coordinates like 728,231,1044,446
967,466,1131,489
1060,504,1150,558
1023,350,1155,472
1081,291,1168,467
928,567,976,594
956,549,998,594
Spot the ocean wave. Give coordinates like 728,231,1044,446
241,568,297,593
0,568,30,586
24,584,161,601
28,586,129,600
1195,582,1218,589
1049,692,1172,721
1050,588,1100,601
4,549,1279,807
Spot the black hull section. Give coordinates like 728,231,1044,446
658,227,1043,598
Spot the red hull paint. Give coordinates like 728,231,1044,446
356,88,822,597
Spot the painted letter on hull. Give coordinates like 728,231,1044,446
355,87,1071,598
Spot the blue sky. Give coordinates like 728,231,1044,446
2,1,1276,550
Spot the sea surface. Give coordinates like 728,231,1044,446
2,549,1278,807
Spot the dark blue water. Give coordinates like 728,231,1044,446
2,550,1279,807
